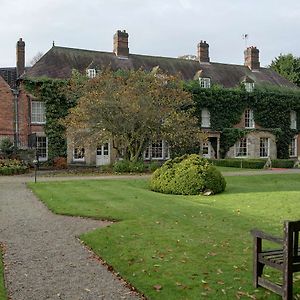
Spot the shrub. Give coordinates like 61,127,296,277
0,159,28,175
271,159,295,168
210,159,266,169
53,157,68,169
150,154,226,195
147,161,161,173
113,160,146,173
0,138,14,157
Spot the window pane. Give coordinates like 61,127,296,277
74,148,85,160
260,138,269,158
245,109,254,128
201,108,211,127
235,138,247,157
31,101,46,124
36,136,47,160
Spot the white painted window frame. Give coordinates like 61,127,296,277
289,137,297,157
201,108,211,128
31,101,46,124
245,109,255,128
244,82,255,92
36,136,48,161
290,111,297,130
86,68,96,79
199,78,211,89
144,140,170,160
259,137,270,158
73,147,85,162
235,137,248,158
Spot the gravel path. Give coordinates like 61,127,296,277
0,179,140,300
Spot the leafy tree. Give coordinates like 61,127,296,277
64,69,202,162
270,54,300,87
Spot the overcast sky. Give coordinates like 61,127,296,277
0,0,299,68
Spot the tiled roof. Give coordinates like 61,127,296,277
0,67,17,89
25,46,297,89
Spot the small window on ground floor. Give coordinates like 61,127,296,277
289,137,297,157
235,138,248,157
144,140,170,160
260,137,269,158
73,147,85,161
36,136,48,161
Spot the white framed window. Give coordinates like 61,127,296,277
290,111,297,129
31,101,46,124
73,147,85,161
199,78,211,89
144,140,170,160
245,109,255,128
260,138,269,158
244,82,255,92
235,138,248,157
36,136,48,161
201,108,211,128
86,68,96,79
289,137,297,157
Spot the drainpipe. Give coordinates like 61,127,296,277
12,88,19,151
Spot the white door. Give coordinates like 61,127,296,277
202,142,211,158
96,143,110,166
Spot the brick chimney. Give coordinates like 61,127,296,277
244,46,260,70
16,38,25,77
113,30,129,57
197,41,210,63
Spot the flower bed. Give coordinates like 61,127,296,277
0,159,29,175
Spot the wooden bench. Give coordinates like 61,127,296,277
250,220,300,300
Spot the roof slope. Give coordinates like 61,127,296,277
0,67,17,89
26,46,296,89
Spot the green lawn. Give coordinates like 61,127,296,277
0,245,7,300
29,174,300,299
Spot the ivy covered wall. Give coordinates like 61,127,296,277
185,82,300,158
24,78,77,161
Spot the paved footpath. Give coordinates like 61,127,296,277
0,175,140,300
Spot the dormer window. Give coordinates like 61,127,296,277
201,108,211,128
291,111,297,129
244,82,255,92
245,109,255,128
86,68,96,79
199,78,211,88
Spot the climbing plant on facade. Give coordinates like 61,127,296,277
186,81,300,158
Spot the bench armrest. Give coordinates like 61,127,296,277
250,229,283,244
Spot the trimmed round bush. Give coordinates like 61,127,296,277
150,154,226,195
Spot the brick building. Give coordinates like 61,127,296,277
0,39,47,160
1,32,298,164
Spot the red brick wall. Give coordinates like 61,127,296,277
0,76,14,140
18,84,45,147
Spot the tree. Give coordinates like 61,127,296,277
64,69,202,162
270,54,300,87
29,51,44,66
